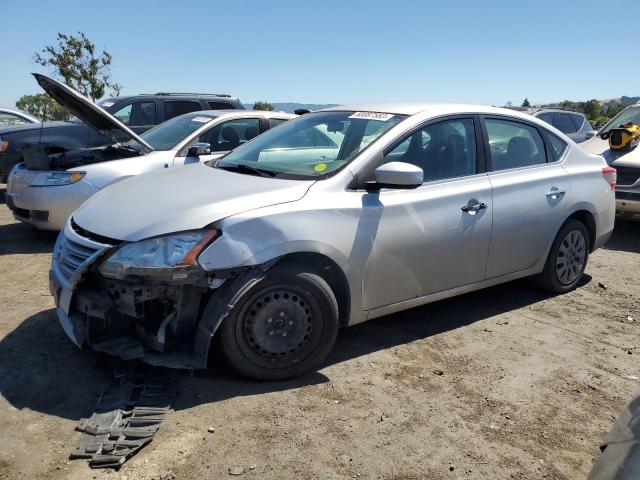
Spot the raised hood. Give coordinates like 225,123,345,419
73,163,314,241
33,73,154,153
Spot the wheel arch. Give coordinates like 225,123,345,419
275,252,351,328
566,209,597,252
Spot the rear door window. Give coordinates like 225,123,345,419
555,113,578,134
208,101,235,110
484,118,547,171
112,101,156,126
536,112,555,126
570,114,585,131
164,101,201,121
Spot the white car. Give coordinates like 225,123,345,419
6,75,296,230
581,102,640,219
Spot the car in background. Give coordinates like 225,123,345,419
0,108,40,127
0,74,244,181
49,103,615,380
530,108,596,143
581,101,640,219
587,390,640,479
6,75,294,230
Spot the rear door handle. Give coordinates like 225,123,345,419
546,187,566,199
461,201,488,213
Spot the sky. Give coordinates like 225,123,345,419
3,0,640,108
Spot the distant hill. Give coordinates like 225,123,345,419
243,102,339,113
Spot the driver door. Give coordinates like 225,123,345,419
177,117,263,166
359,116,493,310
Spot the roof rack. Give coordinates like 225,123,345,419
533,106,579,113
143,92,233,98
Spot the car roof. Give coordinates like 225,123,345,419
197,109,297,119
321,102,539,120
102,93,241,103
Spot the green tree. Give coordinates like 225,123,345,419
253,101,274,111
34,32,121,101
583,99,601,122
521,98,531,108
15,93,69,121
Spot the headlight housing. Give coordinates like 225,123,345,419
98,230,219,278
30,171,85,187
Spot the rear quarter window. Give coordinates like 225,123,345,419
544,132,568,159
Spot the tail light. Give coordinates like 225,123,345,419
602,167,617,190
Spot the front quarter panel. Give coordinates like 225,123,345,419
198,186,369,324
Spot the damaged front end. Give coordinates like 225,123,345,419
50,220,247,369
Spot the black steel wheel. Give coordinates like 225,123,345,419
219,264,339,380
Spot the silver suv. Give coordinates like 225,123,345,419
530,109,596,143
49,104,615,380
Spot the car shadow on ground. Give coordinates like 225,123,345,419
0,220,57,255
603,219,639,254
0,275,566,423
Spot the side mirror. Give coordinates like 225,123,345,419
585,130,597,139
187,142,211,157
368,162,423,190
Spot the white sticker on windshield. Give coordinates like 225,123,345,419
102,101,115,108
191,116,211,123
349,111,394,121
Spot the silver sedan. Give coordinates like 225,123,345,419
50,103,615,380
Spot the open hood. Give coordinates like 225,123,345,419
73,163,314,241
33,73,154,154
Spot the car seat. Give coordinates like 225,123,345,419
244,125,259,142
220,126,240,150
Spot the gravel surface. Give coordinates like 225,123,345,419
0,188,638,480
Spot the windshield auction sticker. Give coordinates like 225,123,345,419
349,112,394,121
191,116,211,123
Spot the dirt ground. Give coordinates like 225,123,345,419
0,187,639,480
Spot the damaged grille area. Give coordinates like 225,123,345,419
56,235,101,282
74,271,210,367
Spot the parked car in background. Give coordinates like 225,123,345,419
49,103,615,380
6,74,294,230
581,101,640,219
530,108,596,143
0,74,244,181
0,107,40,127
587,390,640,480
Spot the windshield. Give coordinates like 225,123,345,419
599,105,640,136
131,113,216,150
217,111,405,178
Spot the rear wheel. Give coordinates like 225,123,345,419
219,265,339,380
536,219,590,293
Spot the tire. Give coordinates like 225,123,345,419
219,264,339,381
536,219,590,293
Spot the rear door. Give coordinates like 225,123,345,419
482,116,570,278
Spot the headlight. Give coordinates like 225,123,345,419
98,230,219,278
30,171,85,187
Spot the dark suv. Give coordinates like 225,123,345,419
0,91,244,181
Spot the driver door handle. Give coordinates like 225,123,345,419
461,202,487,213
546,187,566,199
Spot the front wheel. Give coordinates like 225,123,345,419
536,219,590,293
218,265,339,381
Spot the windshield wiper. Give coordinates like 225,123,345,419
216,163,277,178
